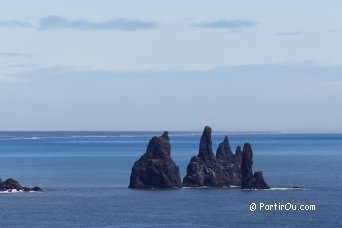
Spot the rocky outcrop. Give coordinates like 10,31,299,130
216,136,233,161
0,178,43,192
235,146,243,160
2,178,22,190
198,126,215,161
241,143,270,189
129,131,182,189
183,126,219,187
216,136,242,186
128,126,270,189
183,126,242,187
0,178,3,191
253,171,269,189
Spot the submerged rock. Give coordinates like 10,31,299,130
129,131,182,189
0,178,43,192
241,143,270,189
183,126,242,187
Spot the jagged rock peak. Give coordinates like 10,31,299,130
241,143,270,189
198,126,215,161
183,127,242,187
253,171,270,189
216,136,233,161
241,143,255,189
235,145,242,155
161,131,169,140
145,132,171,159
235,145,243,161
129,132,181,189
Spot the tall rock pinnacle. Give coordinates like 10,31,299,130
241,143,270,189
129,131,181,188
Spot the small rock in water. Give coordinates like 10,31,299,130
0,177,43,192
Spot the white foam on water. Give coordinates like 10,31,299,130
0,189,42,194
0,189,23,194
267,187,304,191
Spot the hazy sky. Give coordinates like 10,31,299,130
0,0,342,131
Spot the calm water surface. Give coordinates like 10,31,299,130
0,132,341,227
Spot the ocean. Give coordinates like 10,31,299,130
0,131,341,227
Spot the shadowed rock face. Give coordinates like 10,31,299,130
216,136,242,186
241,143,254,189
128,126,269,189
183,126,242,187
235,146,243,161
216,136,233,162
241,143,270,189
183,126,219,187
198,126,215,161
2,178,22,190
253,171,270,189
0,178,4,191
129,131,181,189
0,178,43,192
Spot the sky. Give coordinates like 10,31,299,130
0,0,342,132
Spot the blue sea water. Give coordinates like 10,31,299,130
0,131,341,227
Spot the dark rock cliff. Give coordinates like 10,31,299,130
216,136,242,186
241,143,270,189
128,126,270,190
183,126,242,187
129,131,181,189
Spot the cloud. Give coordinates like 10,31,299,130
275,31,304,36
38,15,157,31
0,19,32,28
191,19,256,31
0,52,32,58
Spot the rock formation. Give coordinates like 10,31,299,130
241,143,270,189
129,131,181,189
128,126,270,189
198,126,215,161
235,146,243,160
0,178,3,191
183,126,242,187
216,136,242,186
0,178,43,192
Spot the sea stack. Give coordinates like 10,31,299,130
215,136,242,186
241,143,270,189
129,131,181,189
198,126,215,161
183,126,241,187
0,178,43,192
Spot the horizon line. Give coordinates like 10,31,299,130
0,130,341,134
